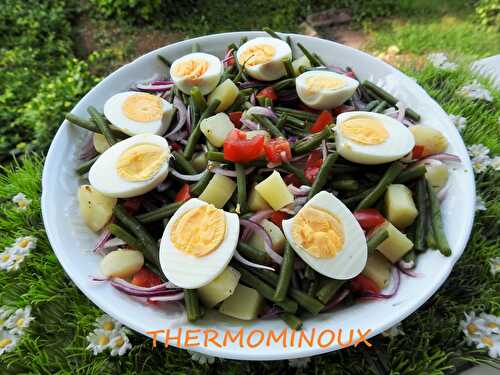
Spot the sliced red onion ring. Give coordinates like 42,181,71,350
396,101,407,122
170,168,206,181
80,135,97,161
437,182,450,201
288,185,311,197
239,81,267,89
241,209,274,241
260,305,284,318
239,219,283,265
419,152,461,164
152,80,174,85
328,65,347,74
136,83,174,92
101,237,126,249
94,229,112,252
110,277,178,291
222,48,234,66
321,139,328,160
322,289,350,312
148,293,185,302
397,260,421,278
246,106,278,121
250,92,256,106
234,251,275,271
241,118,260,130
165,96,187,139
360,267,401,299
209,166,255,178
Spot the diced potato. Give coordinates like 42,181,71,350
246,130,271,143
410,125,448,156
208,79,239,113
200,113,235,147
292,55,311,76
218,284,264,320
384,184,418,229
78,185,117,232
248,186,271,211
255,171,294,210
376,222,414,263
362,252,392,289
192,152,208,172
100,249,144,278
249,219,286,255
425,162,449,191
93,133,110,154
199,174,236,208
198,266,241,308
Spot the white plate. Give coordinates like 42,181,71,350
42,31,475,361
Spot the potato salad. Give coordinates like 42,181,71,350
67,30,459,329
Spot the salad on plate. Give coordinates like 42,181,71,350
66,30,460,330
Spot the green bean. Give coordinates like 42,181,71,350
113,205,160,267
66,113,125,138
342,187,374,207
184,289,202,322
395,164,427,184
373,100,387,113
207,151,226,162
253,115,284,138
362,81,421,122
271,78,296,91
316,280,345,305
307,279,319,297
356,162,405,210
190,86,207,112
237,243,273,265
331,179,359,191
414,178,428,252
184,99,221,159
426,180,451,256
308,153,338,199
274,243,295,302
75,156,98,175
239,36,248,46
107,223,142,250
280,313,302,330
286,35,294,53
282,58,295,78
191,42,200,53
172,150,197,175
87,106,116,146
285,116,305,127
313,52,327,66
233,50,249,83
367,227,389,255
297,43,321,66
233,265,298,313
263,27,282,40
402,250,416,264
235,163,247,214
136,201,184,224
256,96,267,107
365,100,380,112
227,42,238,51
281,163,310,186
293,126,332,155
157,55,171,68
426,222,437,249
274,107,318,121
254,269,324,314
206,141,218,152
276,114,288,129
191,171,213,196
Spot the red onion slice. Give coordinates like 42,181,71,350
241,118,260,130
94,228,113,253
396,101,407,122
240,209,274,241
136,83,174,92
148,293,185,302
239,81,267,89
170,168,206,181
80,134,98,161
152,80,174,85
234,251,275,272
110,277,178,292
360,267,401,299
250,92,256,106
209,166,255,177
165,96,187,139
260,305,284,318
288,185,311,197
246,106,278,121
419,153,461,164
321,139,328,160
239,219,283,265
322,289,350,312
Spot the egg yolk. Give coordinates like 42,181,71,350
116,143,167,181
304,75,346,95
171,204,226,257
172,59,209,80
341,117,389,145
122,93,163,122
291,206,344,258
238,44,276,67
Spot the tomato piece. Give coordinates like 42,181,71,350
264,138,292,163
256,87,278,102
123,197,142,215
170,142,181,151
270,211,288,228
284,173,302,187
304,150,323,182
310,110,333,133
228,111,243,127
353,209,386,230
175,183,191,203
350,274,380,293
223,129,265,163
412,145,425,159
131,267,162,288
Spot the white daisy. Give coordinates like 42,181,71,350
448,114,467,131
475,195,487,211
86,328,113,355
12,193,31,210
94,314,122,334
468,144,490,158
473,334,500,358
489,257,500,276
189,350,215,365
471,156,491,174
6,306,33,335
0,330,18,355
0,307,12,330
458,80,493,101
460,312,484,344
0,248,16,271
109,329,132,356
288,356,311,368
382,322,405,337
490,156,500,171
11,236,37,254
427,52,458,71
478,313,500,335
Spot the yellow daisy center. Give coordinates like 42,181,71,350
1,255,10,262
0,338,12,348
114,337,124,347
102,321,114,331
466,323,478,335
19,239,29,248
481,336,493,347
98,335,110,346
486,322,498,329
16,318,24,328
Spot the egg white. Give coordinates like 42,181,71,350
335,111,415,165
282,191,367,280
103,91,174,137
159,198,239,289
295,70,359,110
170,52,223,95
88,134,171,198
236,37,292,81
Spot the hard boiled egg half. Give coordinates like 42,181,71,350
159,198,239,289
296,70,359,110
170,52,223,95
282,191,367,280
335,111,415,165
236,37,292,81
104,92,174,136
89,134,170,198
